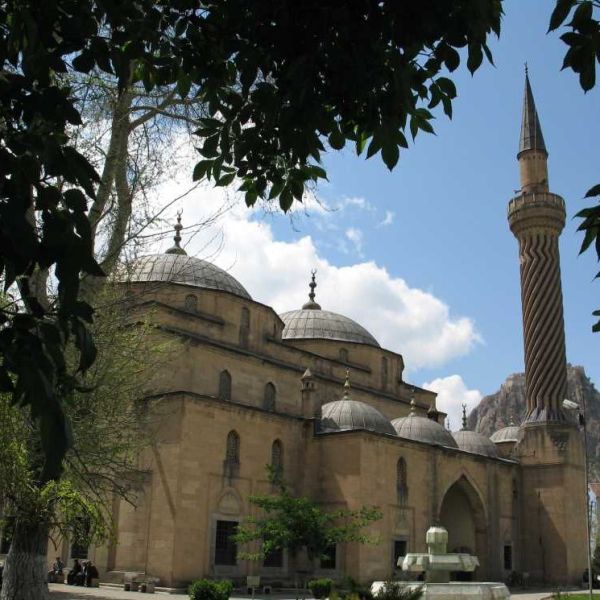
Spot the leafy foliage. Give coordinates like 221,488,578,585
188,579,234,600
0,0,502,484
549,0,600,331
234,468,382,563
373,582,423,600
308,578,334,599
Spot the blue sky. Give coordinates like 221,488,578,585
172,1,599,425
266,1,599,391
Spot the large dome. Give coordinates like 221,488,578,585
392,406,458,448
124,253,251,300
321,398,395,435
453,430,499,458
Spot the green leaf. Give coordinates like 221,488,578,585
381,142,399,171
467,44,483,74
176,73,191,98
63,189,87,212
216,172,236,187
328,128,345,150
584,184,600,198
192,160,212,181
548,0,577,31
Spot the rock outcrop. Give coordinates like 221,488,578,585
469,365,600,472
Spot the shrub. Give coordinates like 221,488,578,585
309,578,334,599
373,581,423,600
189,579,234,600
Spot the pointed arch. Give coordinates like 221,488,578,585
239,306,250,347
218,370,232,401
264,382,276,411
224,430,240,479
438,474,488,578
184,293,198,312
271,439,283,471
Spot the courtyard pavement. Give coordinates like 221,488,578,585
48,583,589,600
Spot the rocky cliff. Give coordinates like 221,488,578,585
469,365,600,471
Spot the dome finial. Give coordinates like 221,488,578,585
461,404,468,430
302,269,322,310
343,368,351,398
409,395,416,416
165,211,187,255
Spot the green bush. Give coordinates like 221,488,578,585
373,581,423,600
309,578,334,599
189,579,234,600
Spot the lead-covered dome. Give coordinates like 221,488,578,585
490,425,520,444
321,399,395,435
453,430,499,458
392,401,458,448
126,254,251,299
280,272,379,347
122,216,251,300
320,377,395,435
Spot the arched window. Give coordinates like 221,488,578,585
264,382,276,411
381,357,389,390
397,457,408,505
219,370,232,401
239,307,250,348
184,294,198,312
339,348,349,363
271,439,283,472
224,430,240,479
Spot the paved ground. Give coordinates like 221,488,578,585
48,583,592,600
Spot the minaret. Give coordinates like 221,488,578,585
509,69,586,584
508,68,567,423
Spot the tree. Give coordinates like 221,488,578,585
0,0,502,488
0,286,172,600
234,468,382,586
548,0,600,331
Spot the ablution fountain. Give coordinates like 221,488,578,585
372,525,510,599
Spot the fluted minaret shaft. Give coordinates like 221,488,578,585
508,71,567,423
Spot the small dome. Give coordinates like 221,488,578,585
453,430,499,458
392,413,458,448
280,271,379,347
124,253,252,300
321,399,395,435
490,425,520,444
281,308,379,347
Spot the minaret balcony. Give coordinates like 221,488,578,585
508,191,565,237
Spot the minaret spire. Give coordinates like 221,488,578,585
519,67,547,157
517,68,549,194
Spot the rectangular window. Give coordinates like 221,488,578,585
320,544,336,570
393,540,407,569
503,545,512,570
263,546,283,568
215,520,238,566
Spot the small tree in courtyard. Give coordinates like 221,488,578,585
234,467,382,591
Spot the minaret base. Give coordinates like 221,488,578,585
515,422,587,584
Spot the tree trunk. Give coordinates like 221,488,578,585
0,521,50,600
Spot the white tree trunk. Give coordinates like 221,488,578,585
0,522,50,600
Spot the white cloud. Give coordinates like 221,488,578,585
379,210,395,227
345,227,364,256
147,147,481,373
422,375,482,431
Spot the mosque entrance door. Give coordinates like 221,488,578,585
439,476,487,580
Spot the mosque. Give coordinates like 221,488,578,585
40,75,590,587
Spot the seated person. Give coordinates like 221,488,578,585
47,557,64,583
84,560,99,587
67,559,83,586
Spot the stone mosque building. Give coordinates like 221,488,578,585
26,75,587,588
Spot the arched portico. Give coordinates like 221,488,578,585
438,475,488,579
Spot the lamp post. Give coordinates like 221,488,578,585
563,398,593,598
